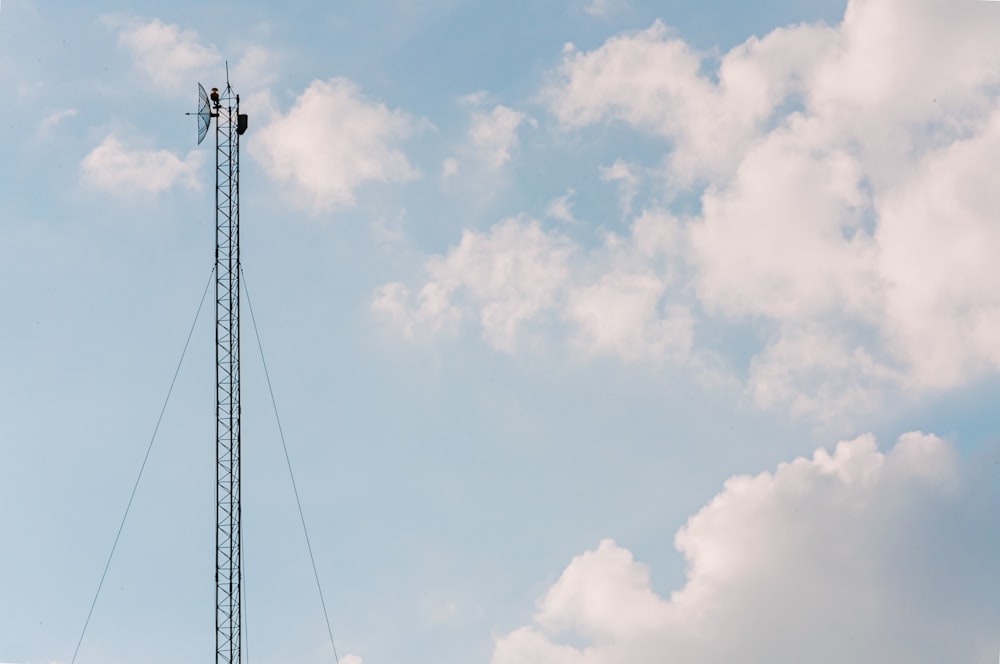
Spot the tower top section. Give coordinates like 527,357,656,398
190,79,248,145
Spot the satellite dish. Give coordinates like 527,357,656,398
196,82,212,145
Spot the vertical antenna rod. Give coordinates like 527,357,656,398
209,77,248,664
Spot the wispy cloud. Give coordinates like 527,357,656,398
467,105,531,169
545,189,577,223
582,0,628,17
37,108,77,136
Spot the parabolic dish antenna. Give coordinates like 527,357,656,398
196,82,212,145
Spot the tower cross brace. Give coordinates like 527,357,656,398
211,80,245,664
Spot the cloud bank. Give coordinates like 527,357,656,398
377,0,1000,420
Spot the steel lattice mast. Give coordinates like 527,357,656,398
204,78,248,664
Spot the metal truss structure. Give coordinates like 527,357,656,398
208,79,248,664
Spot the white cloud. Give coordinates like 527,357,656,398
746,326,899,423
375,0,1000,420
468,105,531,168
493,432,999,664
874,111,1000,389
689,120,879,322
115,18,221,94
545,189,576,223
458,90,495,107
249,78,417,212
373,281,463,343
530,0,1000,416
80,135,202,194
230,45,279,91
545,20,838,185
566,273,692,363
600,159,639,216
372,208,408,247
442,157,460,179
375,218,574,352
374,211,690,363
583,0,627,17
37,108,77,137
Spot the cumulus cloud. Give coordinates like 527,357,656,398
874,112,1000,389
250,78,417,212
493,432,1000,664
545,19,838,185
81,135,202,194
115,18,221,94
374,218,574,351
383,0,1000,420
689,123,877,322
374,211,691,362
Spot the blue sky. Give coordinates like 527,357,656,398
3,0,1000,662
